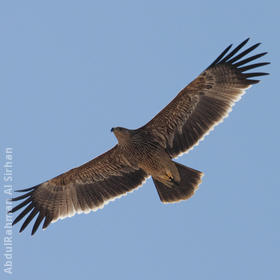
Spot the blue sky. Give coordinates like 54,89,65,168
1,1,279,279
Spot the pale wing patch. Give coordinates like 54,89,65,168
174,86,250,159
50,176,149,224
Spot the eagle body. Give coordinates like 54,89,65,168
10,39,269,235
112,127,180,185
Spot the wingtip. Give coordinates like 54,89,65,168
254,42,262,49
19,224,28,233
8,207,16,214
246,79,260,84
244,72,270,78
15,186,36,192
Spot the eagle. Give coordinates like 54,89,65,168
10,38,269,235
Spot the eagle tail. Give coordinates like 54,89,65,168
152,163,203,203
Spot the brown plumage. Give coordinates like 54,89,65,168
10,38,269,235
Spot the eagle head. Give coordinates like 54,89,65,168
111,127,134,145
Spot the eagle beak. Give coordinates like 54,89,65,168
111,127,114,132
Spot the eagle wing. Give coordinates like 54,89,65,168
143,38,269,158
10,146,147,235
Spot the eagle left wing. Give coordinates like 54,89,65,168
10,146,148,235
142,38,269,158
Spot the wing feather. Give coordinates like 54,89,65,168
143,38,269,158
10,146,147,235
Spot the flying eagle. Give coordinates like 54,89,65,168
10,38,269,235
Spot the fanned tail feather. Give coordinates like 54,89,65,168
153,162,203,203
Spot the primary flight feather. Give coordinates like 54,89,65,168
10,38,269,235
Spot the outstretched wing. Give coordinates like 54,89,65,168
143,38,269,158
10,146,147,235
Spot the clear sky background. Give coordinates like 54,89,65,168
0,1,279,279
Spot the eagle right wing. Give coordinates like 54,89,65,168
143,38,269,158
10,146,148,235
